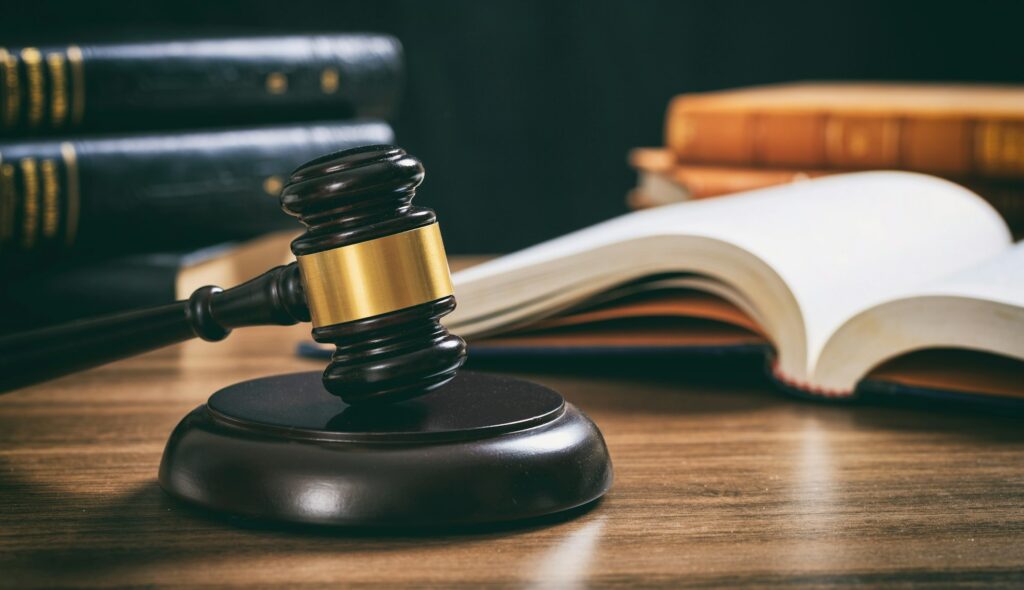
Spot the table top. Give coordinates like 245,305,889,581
3,323,1024,588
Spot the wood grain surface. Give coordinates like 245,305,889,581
2,321,1024,588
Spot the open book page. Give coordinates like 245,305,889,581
815,241,1024,392
766,173,1010,381
450,172,1010,384
915,239,1024,306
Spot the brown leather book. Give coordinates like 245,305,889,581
628,148,1024,236
666,82,1024,178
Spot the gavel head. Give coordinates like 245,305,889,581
280,145,467,405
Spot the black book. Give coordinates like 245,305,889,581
0,119,393,268
0,35,403,135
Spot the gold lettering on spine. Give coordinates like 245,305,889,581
20,158,39,249
21,48,44,127
266,72,288,94
0,49,19,128
979,122,997,172
61,143,79,246
40,159,60,238
976,122,1024,175
0,155,12,245
263,175,284,196
320,68,340,94
0,49,6,128
46,52,68,128
66,45,84,126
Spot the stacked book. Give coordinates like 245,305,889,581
0,35,402,330
628,82,1024,236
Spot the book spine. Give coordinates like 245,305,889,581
666,97,1024,179
0,120,394,267
0,35,402,135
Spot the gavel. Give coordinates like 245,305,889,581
0,143,613,529
0,145,467,405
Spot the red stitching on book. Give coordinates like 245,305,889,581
770,359,854,398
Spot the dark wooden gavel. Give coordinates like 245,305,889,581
0,145,467,405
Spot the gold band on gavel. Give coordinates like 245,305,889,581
297,223,454,328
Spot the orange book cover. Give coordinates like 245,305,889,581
666,82,1024,178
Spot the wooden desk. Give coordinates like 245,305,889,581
2,324,1023,588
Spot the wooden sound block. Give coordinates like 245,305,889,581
158,371,613,527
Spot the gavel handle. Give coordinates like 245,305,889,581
0,263,310,392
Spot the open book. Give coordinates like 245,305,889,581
446,172,1024,404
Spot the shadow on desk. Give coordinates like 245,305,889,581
0,459,604,583
468,352,1024,423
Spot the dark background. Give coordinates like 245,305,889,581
5,0,1024,253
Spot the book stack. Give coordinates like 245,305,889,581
0,35,402,330
628,82,1024,237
